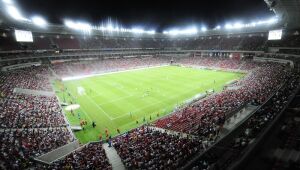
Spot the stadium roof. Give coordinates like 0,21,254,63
265,0,300,28
0,0,298,37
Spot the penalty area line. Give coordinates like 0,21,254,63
84,94,113,120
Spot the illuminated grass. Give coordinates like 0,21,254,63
54,66,243,143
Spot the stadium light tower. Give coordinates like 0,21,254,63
31,16,48,27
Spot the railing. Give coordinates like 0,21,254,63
34,140,80,165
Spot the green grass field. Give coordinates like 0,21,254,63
53,66,244,143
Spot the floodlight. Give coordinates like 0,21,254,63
201,27,207,32
233,22,243,29
250,22,256,27
131,28,144,34
2,0,13,4
163,27,198,36
183,27,198,34
31,16,47,27
215,25,221,30
106,24,114,31
146,30,156,34
267,17,278,24
64,20,92,32
77,22,92,30
6,5,28,21
64,20,74,28
168,29,179,35
225,23,233,29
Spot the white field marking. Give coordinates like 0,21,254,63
111,95,176,120
84,94,113,120
76,104,93,122
106,82,132,96
73,80,121,120
97,94,134,106
88,74,133,96
62,64,169,81
80,104,118,130
111,86,204,120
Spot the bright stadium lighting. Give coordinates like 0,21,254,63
214,25,221,30
163,27,198,36
31,16,47,27
106,24,114,31
2,0,13,4
167,29,179,35
225,23,233,29
224,17,278,30
64,20,92,33
131,28,145,34
201,27,207,32
250,22,256,27
233,22,243,29
6,5,28,21
93,21,155,35
267,17,278,24
146,30,156,34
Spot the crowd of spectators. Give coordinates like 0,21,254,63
113,126,202,169
0,127,74,169
0,66,52,96
155,63,289,138
0,31,285,51
0,65,76,169
0,94,66,128
0,54,297,169
177,56,261,70
51,56,171,77
191,72,300,170
47,142,112,170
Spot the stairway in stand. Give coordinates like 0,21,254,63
103,143,125,170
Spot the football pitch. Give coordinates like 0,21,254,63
54,65,244,143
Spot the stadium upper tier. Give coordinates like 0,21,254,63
0,29,300,52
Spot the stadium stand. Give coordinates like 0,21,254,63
113,126,201,169
47,142,112,170
0,51,298,169
0,31,276,51
189,72,300,170
0,21,300,170
154,63,288,135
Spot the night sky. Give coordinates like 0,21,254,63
16,0,274,31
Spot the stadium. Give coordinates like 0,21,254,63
0,0,300,169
